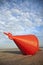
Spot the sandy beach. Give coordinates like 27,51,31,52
0,48,43,65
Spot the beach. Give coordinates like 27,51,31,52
0,48,43,65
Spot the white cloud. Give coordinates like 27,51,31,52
0,21,5,25
35,18,43,26
0,6,43,35
12,8,21,13
0,0,43,48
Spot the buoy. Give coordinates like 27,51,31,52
4,32,39,55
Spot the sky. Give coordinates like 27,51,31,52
0,0,43,48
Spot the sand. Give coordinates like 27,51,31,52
0,48,43,65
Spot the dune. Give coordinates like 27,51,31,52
0,48,43,65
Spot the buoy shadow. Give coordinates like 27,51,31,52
2,51,22,55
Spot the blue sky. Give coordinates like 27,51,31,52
0,0,43,48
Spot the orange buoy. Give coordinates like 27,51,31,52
4,32,39,55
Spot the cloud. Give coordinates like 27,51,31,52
0,2,43,32
0,3,43,35
0,0,43,48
